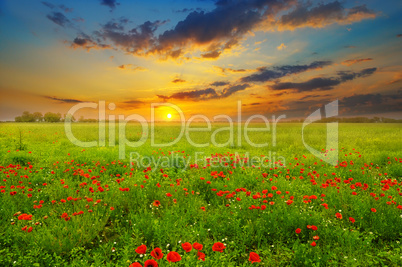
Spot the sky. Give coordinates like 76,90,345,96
0,0,401,121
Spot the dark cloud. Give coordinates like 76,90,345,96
59,5,73,13
42,2,73,13
68,0,376,60
158,83,250,101
44,96,83,103
241,61,332,83
270,67,377,92
92,20,166,56
162,88,218,101
201,50,221,59
339,92,402,115
46,12,70,27
279,2,375,30
397,34,402,38
70,36,112,51
172,78,186,83
100,0,120,10
174,8,203,13
210,81,230,87
41,1,55,9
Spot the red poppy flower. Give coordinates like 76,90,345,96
182,242,192,252
295,228,301,234
27,226,33,233
144,259,158,267
193,242,203,251
335,213,343,219
153,200,160,207
212,242,226,252
166,251,181,262
151,247,163,260
349,217,355,223
313,235,319,240
135,244,147,254
311,225,318,231
166,193,172,197
371,208,377,212
311,241,317,247
249,252,261,263
129,263,142,267
197,251,206,261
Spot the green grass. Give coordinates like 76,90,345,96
0,122,401,266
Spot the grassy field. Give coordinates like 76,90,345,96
0,122,401,266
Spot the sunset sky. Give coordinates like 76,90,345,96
0,0,401,121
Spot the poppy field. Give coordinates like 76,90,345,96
0,122,401,266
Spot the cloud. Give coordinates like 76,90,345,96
59,5,73,13
46,12,70,27
277,43,287,50
278,2,376,30
158,83,250,101
210,81,230,87
241,61,332,83
42,2,73,13
397,34,402,38
44,96,83,103
344,45,357,48
215,66,250,75
201,50,221,59
341,58,373,66
270,67,377,92
70,36,112,51
117,64,147,71
339,92,402,114
100,0,120,10
68,1,376,60
120,99,144,109
171,78,186,83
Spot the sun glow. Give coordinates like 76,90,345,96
167,113,172,119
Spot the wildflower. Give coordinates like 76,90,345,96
212,242,226,252
193,242,203,251
197,251,206,261
295,228,301,234
371,208,377,213
135,244,147,254
182,242,192,252
166,251,181,263
349,217,355,223
144,259,158,267
335,213,343,219
311,241,317,247
150,247,163,260
249,252,261,263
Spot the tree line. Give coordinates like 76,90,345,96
14,111,75,123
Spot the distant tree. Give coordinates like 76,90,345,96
63,113,76,122
15,116,22,122
20,111,36,122
33,112,43,122
44,112,62,122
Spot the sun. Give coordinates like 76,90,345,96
167,113,172,119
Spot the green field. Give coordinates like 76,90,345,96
0,122,401,266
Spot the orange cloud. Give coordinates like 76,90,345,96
341,58,373,66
